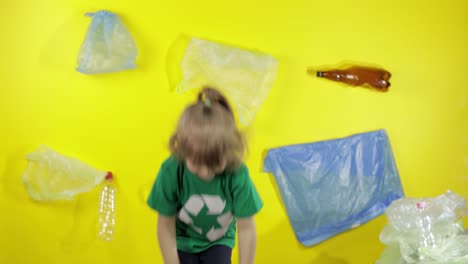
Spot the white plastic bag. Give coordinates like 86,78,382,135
21,145,107,201
178,37,278,126
377,190,468,263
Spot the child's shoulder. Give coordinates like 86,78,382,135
228,162,249,177
154,156,181,184
159,155,181,171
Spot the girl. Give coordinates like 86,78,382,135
147,87,263,264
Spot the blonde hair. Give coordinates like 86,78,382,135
170,87,245,171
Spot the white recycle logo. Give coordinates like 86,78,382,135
178,194,233,241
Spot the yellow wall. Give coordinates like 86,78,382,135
1,0,467,263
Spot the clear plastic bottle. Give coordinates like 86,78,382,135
97,172,116,241
416,201,436,249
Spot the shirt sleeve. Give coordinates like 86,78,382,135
231,164,264,218
147,158,179,216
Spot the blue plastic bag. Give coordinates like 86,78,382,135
263,130,404,246
76,10,138,74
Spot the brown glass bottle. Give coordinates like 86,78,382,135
310,66,391,92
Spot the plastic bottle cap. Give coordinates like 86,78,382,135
105,172,113,181
416,201,426,209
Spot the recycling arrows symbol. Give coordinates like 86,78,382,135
178,194,233,241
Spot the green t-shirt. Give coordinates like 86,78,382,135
147,156,263,253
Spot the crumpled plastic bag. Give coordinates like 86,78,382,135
21,145,107,201
376,190,468,264
177,37,278,126
76,10,138,74
263,129,404,246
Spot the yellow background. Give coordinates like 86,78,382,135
1,0,467,263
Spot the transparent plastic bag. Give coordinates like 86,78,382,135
177,37,278,126
263,129,404,246
76,10,138,74
377,190,468,263
21,145,107,201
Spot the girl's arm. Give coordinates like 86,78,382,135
157,214,179,264
237,217,257,264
